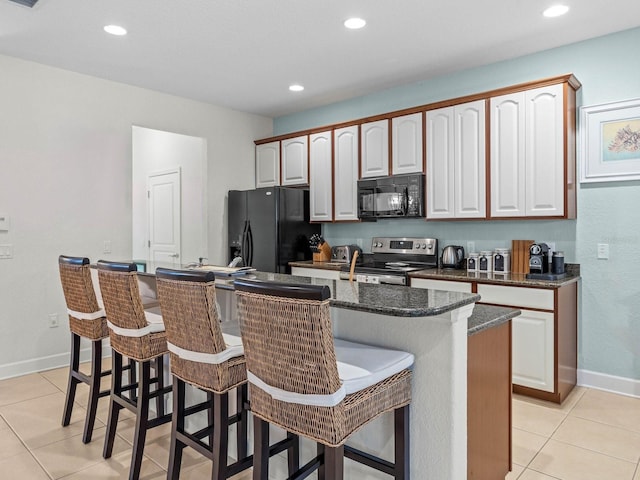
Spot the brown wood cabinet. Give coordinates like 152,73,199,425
468,321,512,480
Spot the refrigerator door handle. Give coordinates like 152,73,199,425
246,222,254,267
241,220,249,265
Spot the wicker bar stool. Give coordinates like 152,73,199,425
97,260,172,480
155,267,300,480
58,255,111,444
234,278,414,480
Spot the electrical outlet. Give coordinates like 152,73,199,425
467,241,475,253
103,240,112,254
48,313,59,328
0,244,13,259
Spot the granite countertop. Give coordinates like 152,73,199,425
216,271,480,318
290,260,581,288
468,304,520,336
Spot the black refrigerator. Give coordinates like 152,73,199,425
228,187,321,273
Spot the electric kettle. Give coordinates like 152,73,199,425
441,245,465,269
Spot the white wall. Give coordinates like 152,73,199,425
0,54,272,378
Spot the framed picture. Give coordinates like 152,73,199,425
580,98,640,183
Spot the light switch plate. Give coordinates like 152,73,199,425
0,244,14,259
0,214,10,231
597,243,609,259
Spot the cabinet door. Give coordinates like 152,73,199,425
512,309,555,393
410,277,473,293
490,92,526,217
255,141,280,188
525,84,564,216
309,131,333,222
334,126,359,221
392,113,423,174
361,119,389,178
455,100,486,218
281,135,308,186
426,107,455,219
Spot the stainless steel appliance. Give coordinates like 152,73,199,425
529,243,550,274
228,187,321,273
331,245,363,263
441,245,465,269
357,173,425,220
338,237,438,285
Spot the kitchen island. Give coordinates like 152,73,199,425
212,271,518,479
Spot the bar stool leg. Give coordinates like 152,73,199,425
103,351,124,459
287,432,300,475
212,392,230,480
323,445,344,480
394,405,410,480
130,360,152,480
154,356,165,417
252,417,270,480
236,384,248,461
168,376,186,480
62,333,81,427
82,338,103,443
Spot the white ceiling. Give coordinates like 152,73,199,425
1,0,639,118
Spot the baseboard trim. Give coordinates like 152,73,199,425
0,345,113,381
578,368,640,399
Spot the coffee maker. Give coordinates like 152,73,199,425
529,243,550,274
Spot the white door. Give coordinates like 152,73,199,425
148,169,181,265
426,106,455,218
455,100,486,218
255,141,280,187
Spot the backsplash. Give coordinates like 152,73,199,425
321,217,578,261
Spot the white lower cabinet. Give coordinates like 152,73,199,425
477,284,556,394
410,278,472,293
291,267,341,281
511,309,555,392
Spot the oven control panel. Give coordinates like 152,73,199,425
371,237,437,256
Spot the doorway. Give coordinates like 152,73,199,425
132,126,207,265
148,168,181,264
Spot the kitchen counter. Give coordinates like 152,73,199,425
217,270,480,317
290,259,581,287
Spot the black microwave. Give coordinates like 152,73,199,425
357,173,425,219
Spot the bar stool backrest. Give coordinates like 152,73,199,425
58,255,107,340
234,279,341,398
156,268,246,392
97,260,158,360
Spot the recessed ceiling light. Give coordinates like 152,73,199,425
543,5,569,17
104,24,127,36
289,84,304,92
344,17,366,29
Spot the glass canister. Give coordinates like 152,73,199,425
493,248,511,273
467,252,479,272
478,251,493,272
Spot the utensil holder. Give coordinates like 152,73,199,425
313,242,332,262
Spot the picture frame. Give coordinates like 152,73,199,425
580,98,640,183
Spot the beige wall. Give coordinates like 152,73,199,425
0,54,272,377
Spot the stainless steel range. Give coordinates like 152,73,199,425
338,237,438,285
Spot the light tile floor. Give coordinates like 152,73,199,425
1,362,640,479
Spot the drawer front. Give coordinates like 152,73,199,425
291,267,340,281
411,278,473,293
477,284,553,310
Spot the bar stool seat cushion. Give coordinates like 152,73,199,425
334,338,414,395
143,306,165,334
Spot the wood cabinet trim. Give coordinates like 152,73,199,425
255,74,580,145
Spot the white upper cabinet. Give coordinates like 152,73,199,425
426,100,486,219
361,119,389,178
334,126,359,221
309,131,333,222
392,113,423,175
490,83,565,218
255,141,280,188
281,135,308,186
